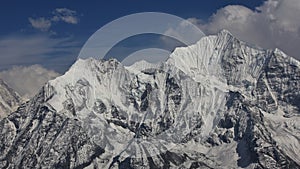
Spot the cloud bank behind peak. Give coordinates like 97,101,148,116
0,65,60,99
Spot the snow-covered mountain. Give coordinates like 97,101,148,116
0,79,21,119
0,30,299,169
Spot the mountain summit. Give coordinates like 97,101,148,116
0,30,299,169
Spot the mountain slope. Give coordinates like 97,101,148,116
0,79,21,119
0,30,300,169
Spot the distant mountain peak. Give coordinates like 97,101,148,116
0,79,21,119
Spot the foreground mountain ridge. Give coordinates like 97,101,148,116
0,30,299,169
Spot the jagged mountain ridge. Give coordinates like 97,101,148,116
0,30,300,169
0,79,21,119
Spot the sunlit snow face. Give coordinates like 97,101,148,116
72,12,222,159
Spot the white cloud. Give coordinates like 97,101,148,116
257,0,300,32
29,8,79,31
160,0,300,60
28,17,52,32
52,8,79,24
194,0,300,60
0,65,60,99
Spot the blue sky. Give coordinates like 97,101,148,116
0,0,265,36
1,0,300,73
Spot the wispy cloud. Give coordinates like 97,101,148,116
28,17,52,32
0,34,80,72
28,8,79,32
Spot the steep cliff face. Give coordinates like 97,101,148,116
0,79,21,119
0,30,299,169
